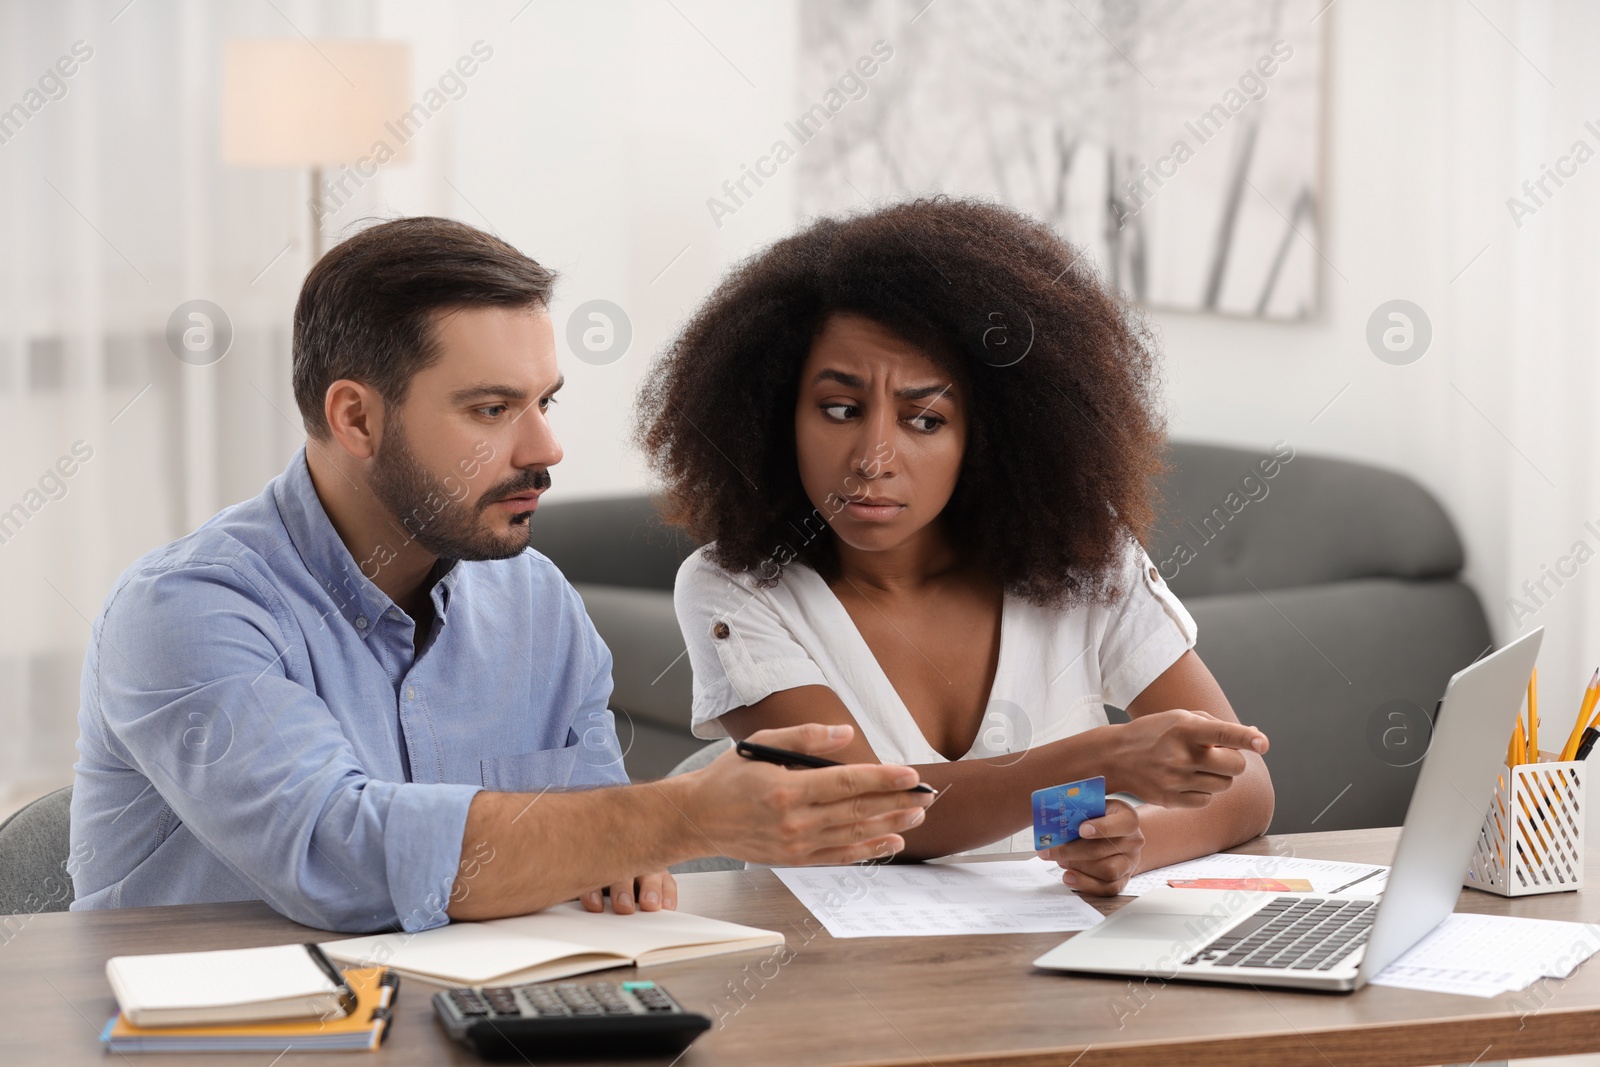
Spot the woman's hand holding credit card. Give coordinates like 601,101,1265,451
1033,710,1269,895
1032,777,1107,850
1034,782,1146,896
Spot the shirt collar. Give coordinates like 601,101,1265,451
273,446,460,637
430,557,459,618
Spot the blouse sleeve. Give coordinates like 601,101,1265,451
1096,542,1199,710
673,550,831,739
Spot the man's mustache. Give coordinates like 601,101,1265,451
480,468,552,509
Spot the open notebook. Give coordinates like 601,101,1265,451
322,902,784,986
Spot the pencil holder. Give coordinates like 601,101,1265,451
1465,756,1584,896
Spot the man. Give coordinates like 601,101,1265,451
70,217,931,933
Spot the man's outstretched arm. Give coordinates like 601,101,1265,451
447,723,931,920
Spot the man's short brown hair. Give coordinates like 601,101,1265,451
292,217,556,438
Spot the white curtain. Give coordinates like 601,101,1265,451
0,0,385,807
1470,0,1600,744
0,0,612,810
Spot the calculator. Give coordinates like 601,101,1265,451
432,979,711,1060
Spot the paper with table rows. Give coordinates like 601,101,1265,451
772,858,1104,938
1370,913,1600,997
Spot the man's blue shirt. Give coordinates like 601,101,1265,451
70,447,626,932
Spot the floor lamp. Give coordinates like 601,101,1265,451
221,39,412,262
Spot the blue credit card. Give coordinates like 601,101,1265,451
1031,776,1107,850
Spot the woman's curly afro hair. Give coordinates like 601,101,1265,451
637,196,1168,608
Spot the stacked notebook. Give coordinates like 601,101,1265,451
100,943,397,1053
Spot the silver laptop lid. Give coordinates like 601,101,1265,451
1356,627,1543,983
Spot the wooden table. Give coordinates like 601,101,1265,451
6,828,1600,1066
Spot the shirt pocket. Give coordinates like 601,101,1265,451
479,744,581,791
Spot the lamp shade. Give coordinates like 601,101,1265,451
222,39,413,167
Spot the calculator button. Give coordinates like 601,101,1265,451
449,991,489,1016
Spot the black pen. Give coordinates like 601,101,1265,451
1576,726,1599,761
735,739,938,795
303,942,357,1020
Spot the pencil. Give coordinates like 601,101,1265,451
1559,668,1599,761
1510,718,1525,768
1585,679,1600,734
1527,670,1540,762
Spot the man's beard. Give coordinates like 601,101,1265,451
368,421,551,562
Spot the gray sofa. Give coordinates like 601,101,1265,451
528,441,1491,835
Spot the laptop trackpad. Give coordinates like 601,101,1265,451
1093,913,1206,941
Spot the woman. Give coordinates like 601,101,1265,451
638,198,1273,894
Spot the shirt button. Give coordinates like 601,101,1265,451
712,620,731,640
407,686,416,700
388,610,402,622
1147,566,1159,583
355,616,368,629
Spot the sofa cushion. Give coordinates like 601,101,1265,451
531,498,691,592
1153,442,1465,598
535,442,1493,835
573,584,693,731
534,445,1467,601
1187,577,1491,833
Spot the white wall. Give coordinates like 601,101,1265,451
367,0,805,499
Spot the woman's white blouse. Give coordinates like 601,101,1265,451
673,542,1199,853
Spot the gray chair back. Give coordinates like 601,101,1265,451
0,786,76,915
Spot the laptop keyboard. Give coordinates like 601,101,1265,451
1183,896,1377,971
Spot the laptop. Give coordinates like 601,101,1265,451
1033,626,1544,992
